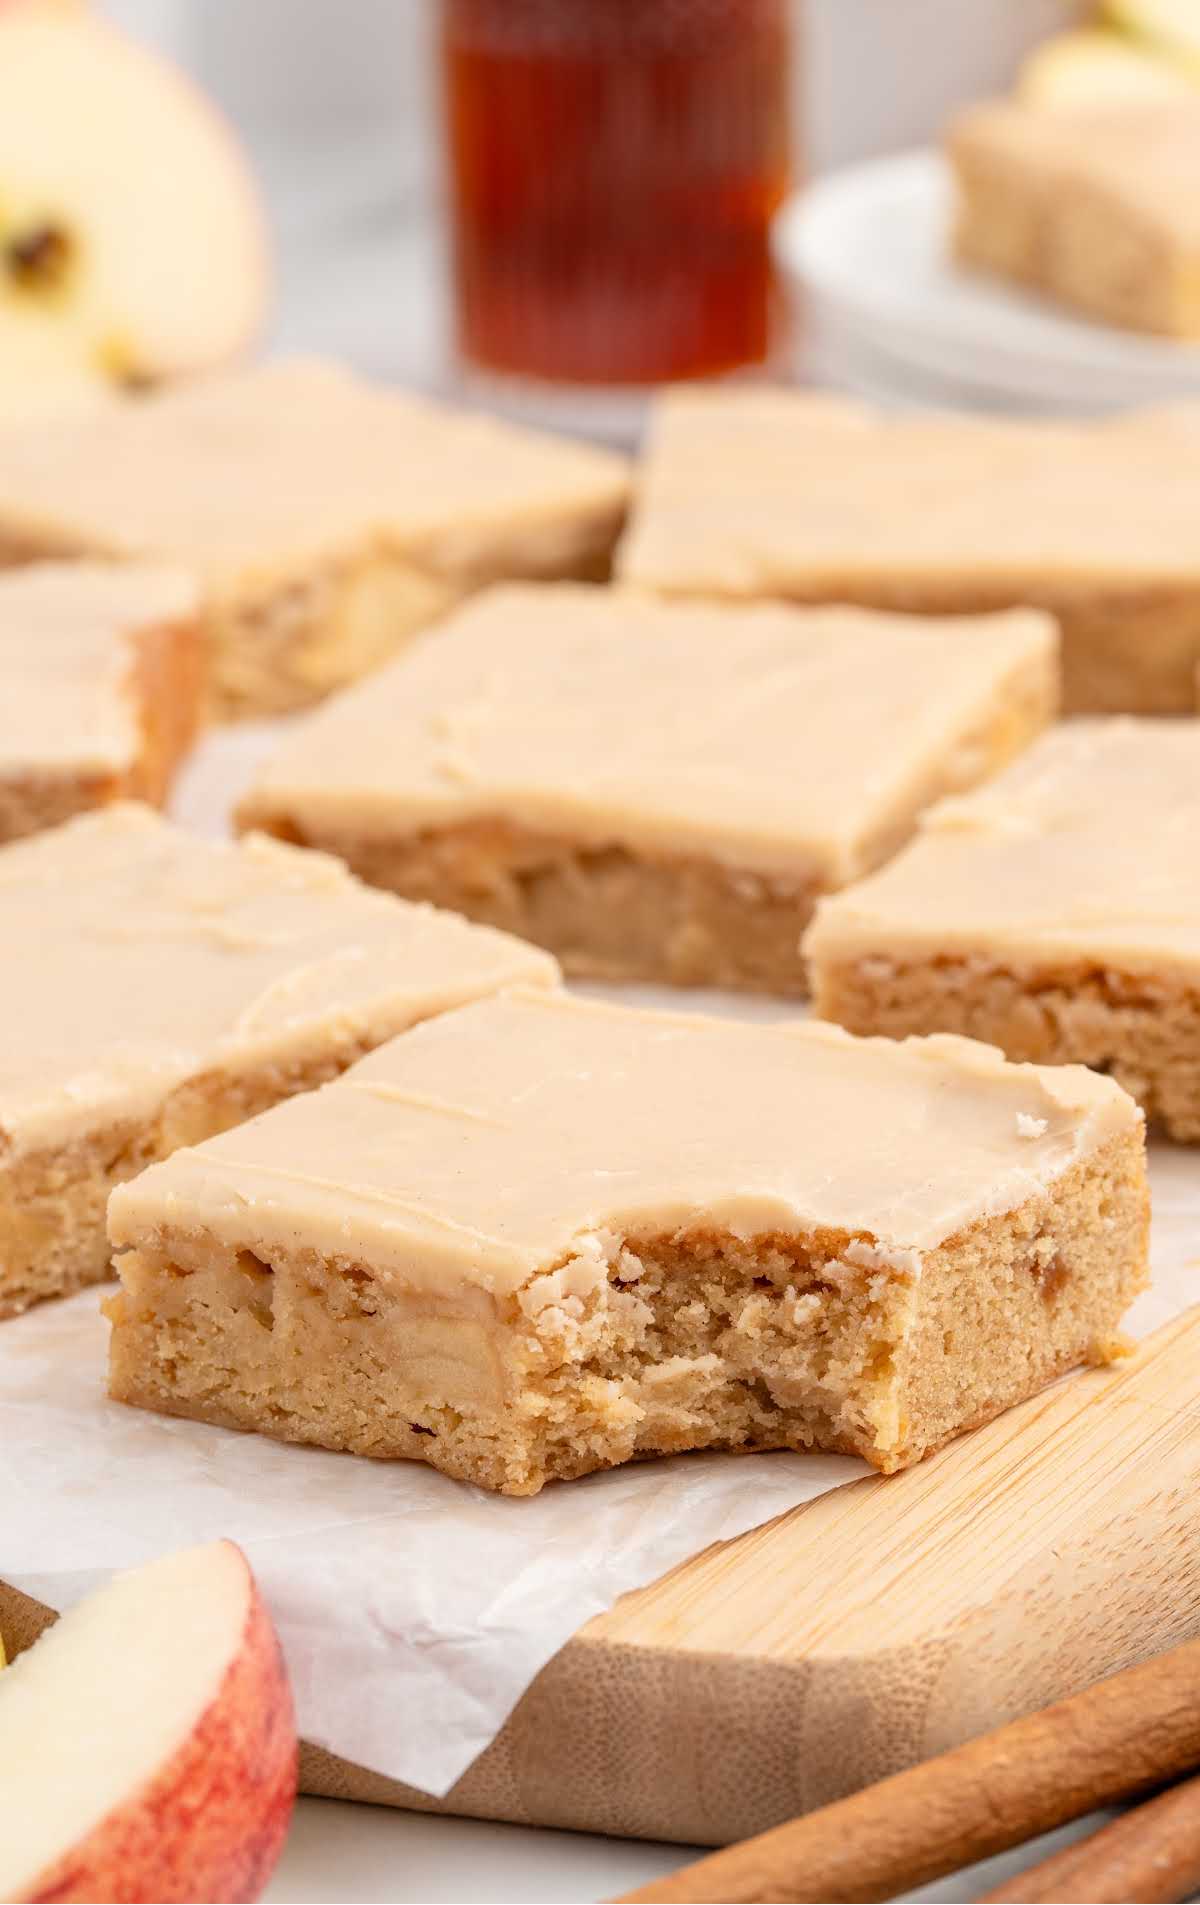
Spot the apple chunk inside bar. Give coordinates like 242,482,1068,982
106,992,1149,1496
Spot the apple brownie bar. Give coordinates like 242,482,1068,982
948,99,1200,339
106,990,1149,1496
618,386,1200,713
0,803,556,1317
238,582,1057,995
807,719,1200,1140
0,358,629,717
0,562,202,843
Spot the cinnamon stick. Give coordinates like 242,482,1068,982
615,1635,1200,1903
983,1771,1200,1903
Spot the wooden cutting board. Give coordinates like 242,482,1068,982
6,1310,1200,1849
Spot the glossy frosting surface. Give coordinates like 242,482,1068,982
0,359,628,582
807,719,1200,977
619,388,1200,593
109,989,1139,1296
0,804,555,1150
244,583,1054,880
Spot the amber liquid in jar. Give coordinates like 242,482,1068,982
441,0,792,386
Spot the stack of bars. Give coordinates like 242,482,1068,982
2,359,1196,1500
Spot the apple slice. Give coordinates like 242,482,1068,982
0,318,118,418
0,1542,297,1904
1105,0,1200,66
0,0,269,390
1018,27,1200,106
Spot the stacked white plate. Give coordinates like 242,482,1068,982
774,150,1200,413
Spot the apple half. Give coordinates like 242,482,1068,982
1105,0,1200,66
0,0,270,398
1019,27,1200,107
0,1541,297,1904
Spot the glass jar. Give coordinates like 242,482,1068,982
441,0,793,388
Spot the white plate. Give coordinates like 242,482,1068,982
776,151,1200,413
802,308,1037,414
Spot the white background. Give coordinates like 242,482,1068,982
99,0,1083,390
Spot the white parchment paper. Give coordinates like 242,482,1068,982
0,1295,871,1793
1,725,1198,1797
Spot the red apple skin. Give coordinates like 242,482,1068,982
18,1546,298,1905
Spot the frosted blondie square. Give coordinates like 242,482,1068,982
949,99,1200,338
106,990,1148,1495
0,804,556,1316
618,386,1200,713
808,719,1200,1139
0,563,201,843
0,359,629,716
239,582,1056,995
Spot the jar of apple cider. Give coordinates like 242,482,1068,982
441,0,792,389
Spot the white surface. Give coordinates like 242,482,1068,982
777,150,1200,411
263,1794,1118,1904
265,1802,691,1905
104,0,1082,182
802,0,1083,172
98,1,1085,415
